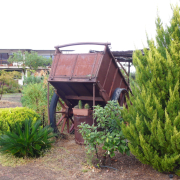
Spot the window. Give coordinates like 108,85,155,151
0,53,9,64
0,53,9,60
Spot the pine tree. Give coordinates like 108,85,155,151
121,5,180,174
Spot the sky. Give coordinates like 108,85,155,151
0,0,180,52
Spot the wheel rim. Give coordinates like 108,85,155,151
49,93,74,134
111,88,128,107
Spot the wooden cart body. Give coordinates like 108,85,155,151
48,42,130,108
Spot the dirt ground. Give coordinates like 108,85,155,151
0,94,179,180
0,93,22,108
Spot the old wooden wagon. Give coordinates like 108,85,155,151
48,42,130,134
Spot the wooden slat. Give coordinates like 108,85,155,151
65,95,104,101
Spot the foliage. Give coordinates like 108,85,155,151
84,103,90,109
79,101,129,160
8,51,52,71
23,75,42,85
21,75,54,126
0,70,20,99
0,107,40,135
0,86,20,94
0,119,56,158
78,100,83,109
121,5,180,174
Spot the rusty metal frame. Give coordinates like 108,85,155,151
102,58,112,88
106,46,130,90
55,42,111,49
48,42,131,133
65,95,103,101
93,83,96,124
51,53,61,80
47,82,50,125
109,68,118,97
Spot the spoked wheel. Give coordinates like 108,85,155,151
49,93,74,134
111,88,129,107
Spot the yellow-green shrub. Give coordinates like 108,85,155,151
0,107,40,134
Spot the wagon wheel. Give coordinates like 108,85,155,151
111,88,128,107
49,93,74,134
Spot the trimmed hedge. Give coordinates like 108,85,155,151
0,107,40,134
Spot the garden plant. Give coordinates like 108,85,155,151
121,5,180,175
21,73,54,126
0,70,21,99
8,51,52,71
0,119,56,158
0,107,40,135
79,101,129,164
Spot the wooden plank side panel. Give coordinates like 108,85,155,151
92,53,103,76
73,54,102,77
49,53,60,79
97,50,111,89
109,74,124,98
103,61,116,96
73,54,95,76
55,54,77,76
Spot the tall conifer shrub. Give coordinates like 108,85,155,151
121,5,180,174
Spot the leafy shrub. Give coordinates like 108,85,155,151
21,77,54,125
0,70,21,99
23,75,43,85
0,85,20,94
7,86,20,93
0,119,56,158
0,86,8,94
0,107,40,135
79,101,129,160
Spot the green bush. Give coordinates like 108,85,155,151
121,5,180,174
79,101,129,160
0,70,21,99
7,86,20,93
21,81,54,126
0,119,56,158
0,85,20,94
23,75,43,85
0,107,40,135
0,86,8,94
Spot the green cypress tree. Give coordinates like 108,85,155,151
121,5,180,174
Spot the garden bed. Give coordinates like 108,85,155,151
0,96,178,180
0,133,176,180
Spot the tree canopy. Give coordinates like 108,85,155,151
8,51,52,71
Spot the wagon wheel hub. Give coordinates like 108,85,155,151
57,106,71,117
55,98,74,134
58,106,73,118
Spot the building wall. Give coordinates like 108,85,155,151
0,49,54,85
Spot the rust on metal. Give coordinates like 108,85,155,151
89,53,98,80
47,82,50,125
93,83,95,124
65,95,103,101
48,42,131,134
102,58,112,88
109,68,118,97
119,62,129,77
55,42,111,49
70,54,79,80
74,115,93,145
